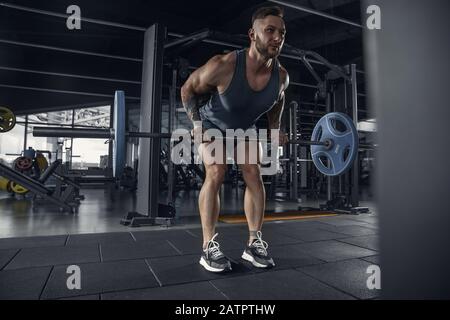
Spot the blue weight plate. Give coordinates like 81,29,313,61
113,90,126,179
310,112,358,176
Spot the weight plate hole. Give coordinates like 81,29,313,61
316,126,323,141
331,118,348,134
319,155,332,170
342,146,350,163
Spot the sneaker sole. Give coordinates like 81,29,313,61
241,251,275,268
199,257,232,273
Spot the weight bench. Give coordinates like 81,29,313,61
38,159,84,204
0,162,75,213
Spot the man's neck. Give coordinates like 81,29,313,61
247,47,274,73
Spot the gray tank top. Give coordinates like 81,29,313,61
199,49,280,131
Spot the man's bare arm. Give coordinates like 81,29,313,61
267,68,289,130
180,86,203,123
180,56,222,125
267,93,285,130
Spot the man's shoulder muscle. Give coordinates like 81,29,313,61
197,51,235,91
278,63,289,91
204,52,235,77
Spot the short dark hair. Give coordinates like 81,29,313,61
251,6,284,25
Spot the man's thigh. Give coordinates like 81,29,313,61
233,140,263,165
198,141,227,165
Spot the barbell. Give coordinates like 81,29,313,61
31,91,360,177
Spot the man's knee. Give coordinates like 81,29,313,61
205,165,227,184
240,165,262,182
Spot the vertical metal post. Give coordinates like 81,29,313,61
300,147,307,189
341,66,357,208
341,78,347,195
326,92,332,201
350,64,359,207
23,115,28,152
135,23,165,221
69,109,75,169
344,78,348,112
108,105,114,178
290,103,298,200
167,68,177,204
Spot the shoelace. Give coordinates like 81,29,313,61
205,233,224,259
251,231,269,256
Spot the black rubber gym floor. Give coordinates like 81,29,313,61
0,214,380,300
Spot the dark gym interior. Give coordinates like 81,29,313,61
0,0,449,302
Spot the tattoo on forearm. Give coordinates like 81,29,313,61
182,95,202,123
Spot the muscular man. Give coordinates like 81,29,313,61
181,6,289,272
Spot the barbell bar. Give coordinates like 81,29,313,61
31,127,175,140
32,126,331,147
32,91,360,177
